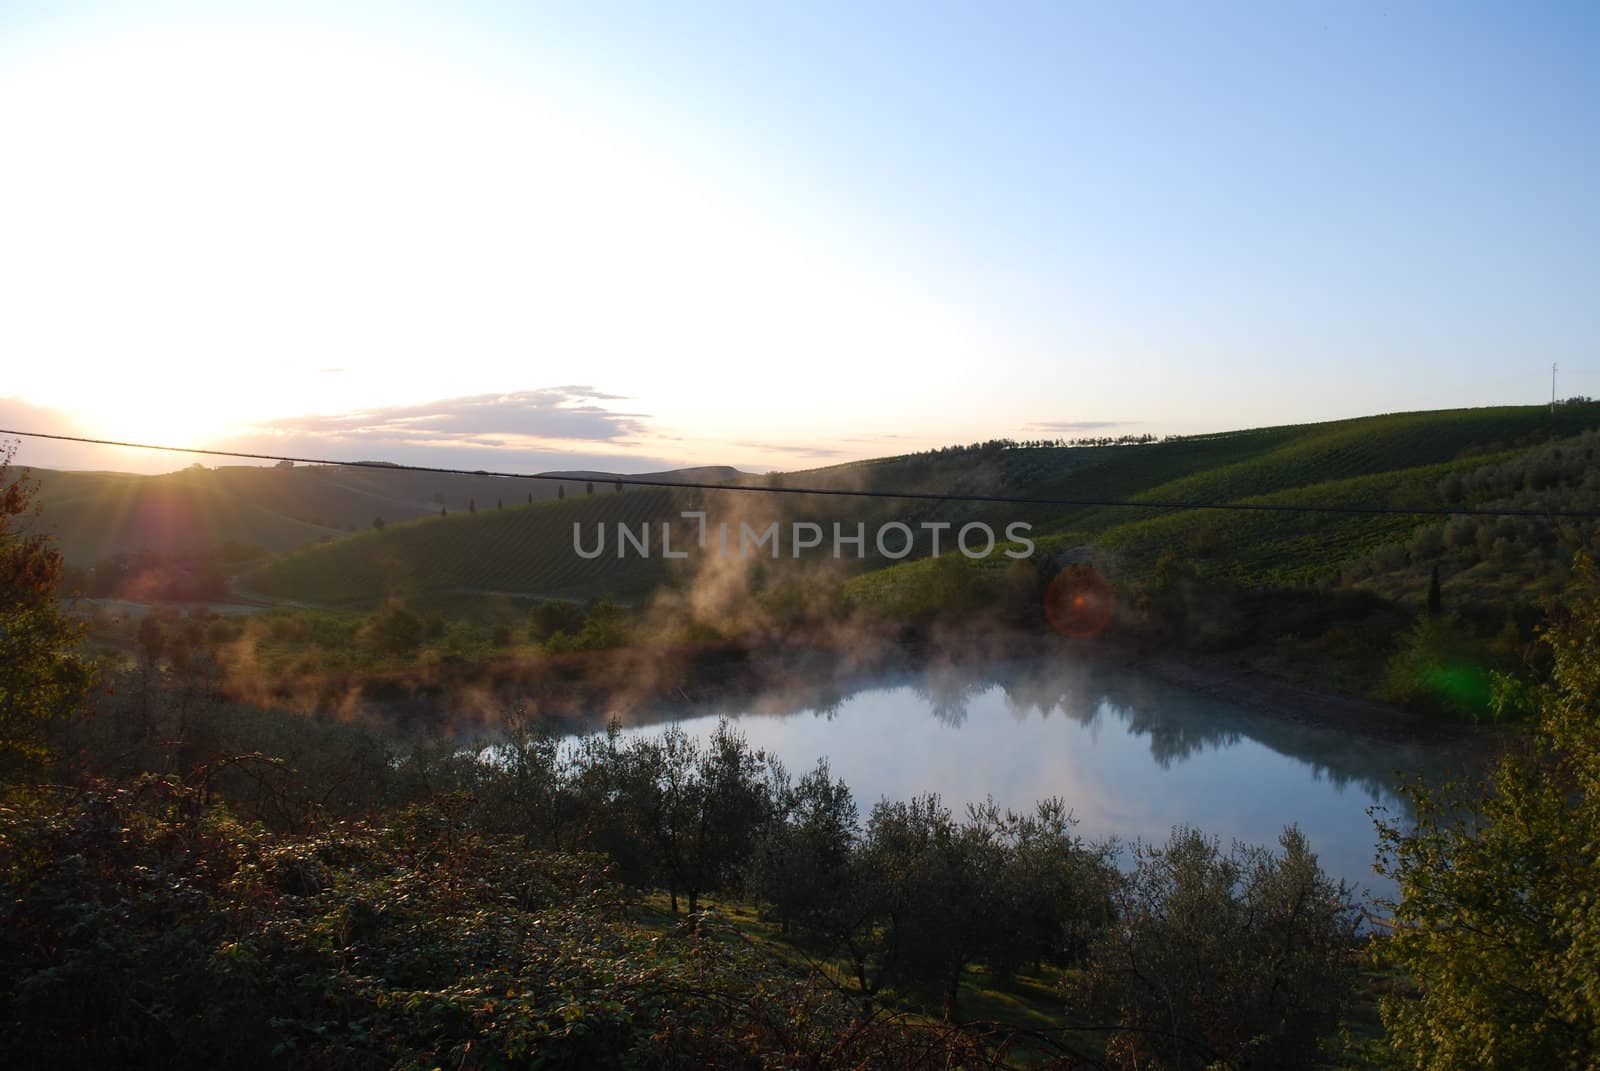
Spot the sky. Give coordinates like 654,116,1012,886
1,1,1596,474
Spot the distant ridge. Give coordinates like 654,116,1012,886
24,462,749,565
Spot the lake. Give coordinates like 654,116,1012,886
579,654,1470,901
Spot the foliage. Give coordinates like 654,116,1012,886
748,758,859,939
528,598,587,641
0,779,1010,1070
1065,826,1363,1070
542,598,633,653
62,546,232,601
842,551,991,624
1345,430,1600,603
1379,614,1524,722
0,447,94,773
361,599,424,657
847,794,1114,1019
1373,558,1600,1070
12,659,1371,1064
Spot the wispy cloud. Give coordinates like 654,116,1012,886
734,441,847,458
256,386,650,446
215,387,684,474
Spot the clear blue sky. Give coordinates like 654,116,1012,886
1,1,1596,472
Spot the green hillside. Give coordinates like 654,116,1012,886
862,403,1600,602
26,461,748,566
237,441,1104,605
242,488,701,604
237,404,1600,610
28,468,342,564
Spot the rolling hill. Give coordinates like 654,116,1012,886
237,445,1055,604
236,404,1600,610
23,461,748,566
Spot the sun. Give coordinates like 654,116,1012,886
77,393,236,452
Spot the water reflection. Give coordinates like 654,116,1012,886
579,653,1471,896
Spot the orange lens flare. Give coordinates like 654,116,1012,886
1044,564,1115,638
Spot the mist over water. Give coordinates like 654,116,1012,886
574,655,1469,899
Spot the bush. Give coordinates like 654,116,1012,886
529,599,586,641
1,780,999,1069
363,601,423,657
1374,560,1600,1069
844,794,1115,1018
1064,826,1361,1070
1380,615,1510,721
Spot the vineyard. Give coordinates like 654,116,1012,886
241,404,1600,608
1089,452,1523,586
243,488,700,604
855,405,1600,607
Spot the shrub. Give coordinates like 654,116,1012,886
1374,559,1600,1069
362,601,423,657
529,599,585,641
1,780,993,1069
1380,615,1507,721
1064,826,1361,1070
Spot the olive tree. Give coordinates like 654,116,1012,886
1065,825,1361,1070
748,758,860,938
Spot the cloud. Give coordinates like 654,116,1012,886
733,441,848,458
212,387,691,474
1024,420,1140,432
255,386,650,446
1,389,705,477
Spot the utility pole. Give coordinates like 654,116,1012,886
1552,361,1559,415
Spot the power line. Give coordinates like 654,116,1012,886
4,426,1599,520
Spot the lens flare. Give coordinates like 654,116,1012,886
1044,564,1115,638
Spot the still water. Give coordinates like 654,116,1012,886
582,655,1468,900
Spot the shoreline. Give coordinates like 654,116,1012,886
236,622,1498,755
